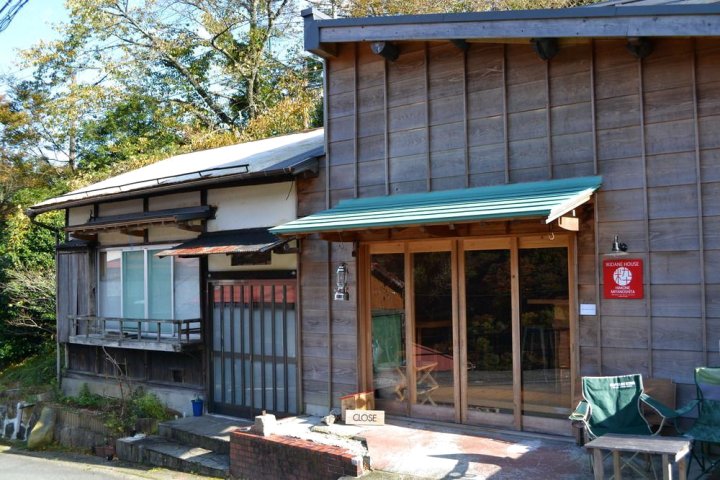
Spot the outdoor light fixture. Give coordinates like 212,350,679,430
450,39,469,52
370,42,399,62
626,37,653,59
531,38,559,61
611,235,628,253
334,263,349,301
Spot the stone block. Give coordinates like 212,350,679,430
252,413,277,437
27,406,56,449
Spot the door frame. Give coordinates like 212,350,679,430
360,233,578,434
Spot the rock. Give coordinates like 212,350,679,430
322,414,336,426
27,406,56,449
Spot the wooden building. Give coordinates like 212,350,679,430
270,2,720,436
28,129,323,416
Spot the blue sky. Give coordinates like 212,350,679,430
0,1,68,80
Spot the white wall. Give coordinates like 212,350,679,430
206,182,296,232
149,192,200,211
68,206,92,226
98,199,143,216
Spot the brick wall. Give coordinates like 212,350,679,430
230,429,364,480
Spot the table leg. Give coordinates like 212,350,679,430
592,448,605,480
613,451,622,479
662,454,671,480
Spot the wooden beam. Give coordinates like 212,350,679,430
317,15,720,44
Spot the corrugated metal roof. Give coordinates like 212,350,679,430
155,228,288,257
30,128,324,214
271,176,602,235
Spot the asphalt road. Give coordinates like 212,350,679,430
0,445,220,480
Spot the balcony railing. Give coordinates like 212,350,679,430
68,315,202,352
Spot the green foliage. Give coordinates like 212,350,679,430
0,347,56,391
61,384,172,436
310,0,600,17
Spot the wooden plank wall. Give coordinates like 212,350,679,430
302,36,720,413
56,249,93,343
67,345,203,387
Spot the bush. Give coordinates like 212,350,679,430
0,346,56,392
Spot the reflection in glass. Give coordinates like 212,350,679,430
370,254,407,410
465,250,513,414
519,248,570,417
413,252,452,408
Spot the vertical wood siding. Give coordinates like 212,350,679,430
302,37,720,412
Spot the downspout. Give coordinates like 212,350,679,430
25,209,63,385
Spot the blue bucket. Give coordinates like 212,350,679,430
191,399,203,417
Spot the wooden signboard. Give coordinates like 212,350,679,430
345,409,385,426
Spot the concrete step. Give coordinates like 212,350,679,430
116,435,229,478
158,415,250,455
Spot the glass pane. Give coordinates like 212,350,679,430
99,251,121,329
234,358,244,406
212,286,222,350
174,257,200,319
275,364,286,412
519,248,570,418
213,354,222,405
370,253,407,409
465,250,513,414
413,251,452,409
148,254,171,336
122,251,145,319
288,363,297,413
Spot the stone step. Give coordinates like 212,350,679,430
116,435,229,478
158,415,249,455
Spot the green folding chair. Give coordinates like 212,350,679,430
680,367,720,479
570,374,678,477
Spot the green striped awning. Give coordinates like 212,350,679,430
271,176,602,235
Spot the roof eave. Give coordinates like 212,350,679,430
27,155,321,217
302,5,720,57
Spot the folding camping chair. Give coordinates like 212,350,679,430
570,374,678,477
680,367,720,479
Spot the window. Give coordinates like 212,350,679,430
98,247,200,322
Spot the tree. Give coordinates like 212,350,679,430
309,0,598,17
64,0,313,132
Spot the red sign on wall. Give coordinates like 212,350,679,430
603,258,644,299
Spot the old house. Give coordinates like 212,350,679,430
270,2,720,436
27,129,323,416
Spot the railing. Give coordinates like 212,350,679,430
68,315,202,351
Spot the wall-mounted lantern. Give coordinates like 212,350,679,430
334,263,349,301
611,235,628,253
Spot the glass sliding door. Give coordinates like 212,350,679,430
365,236,573,434
210,279,298,418
519,247,571,423
412,250,455,418
464,246,514,427
369,251,407,414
